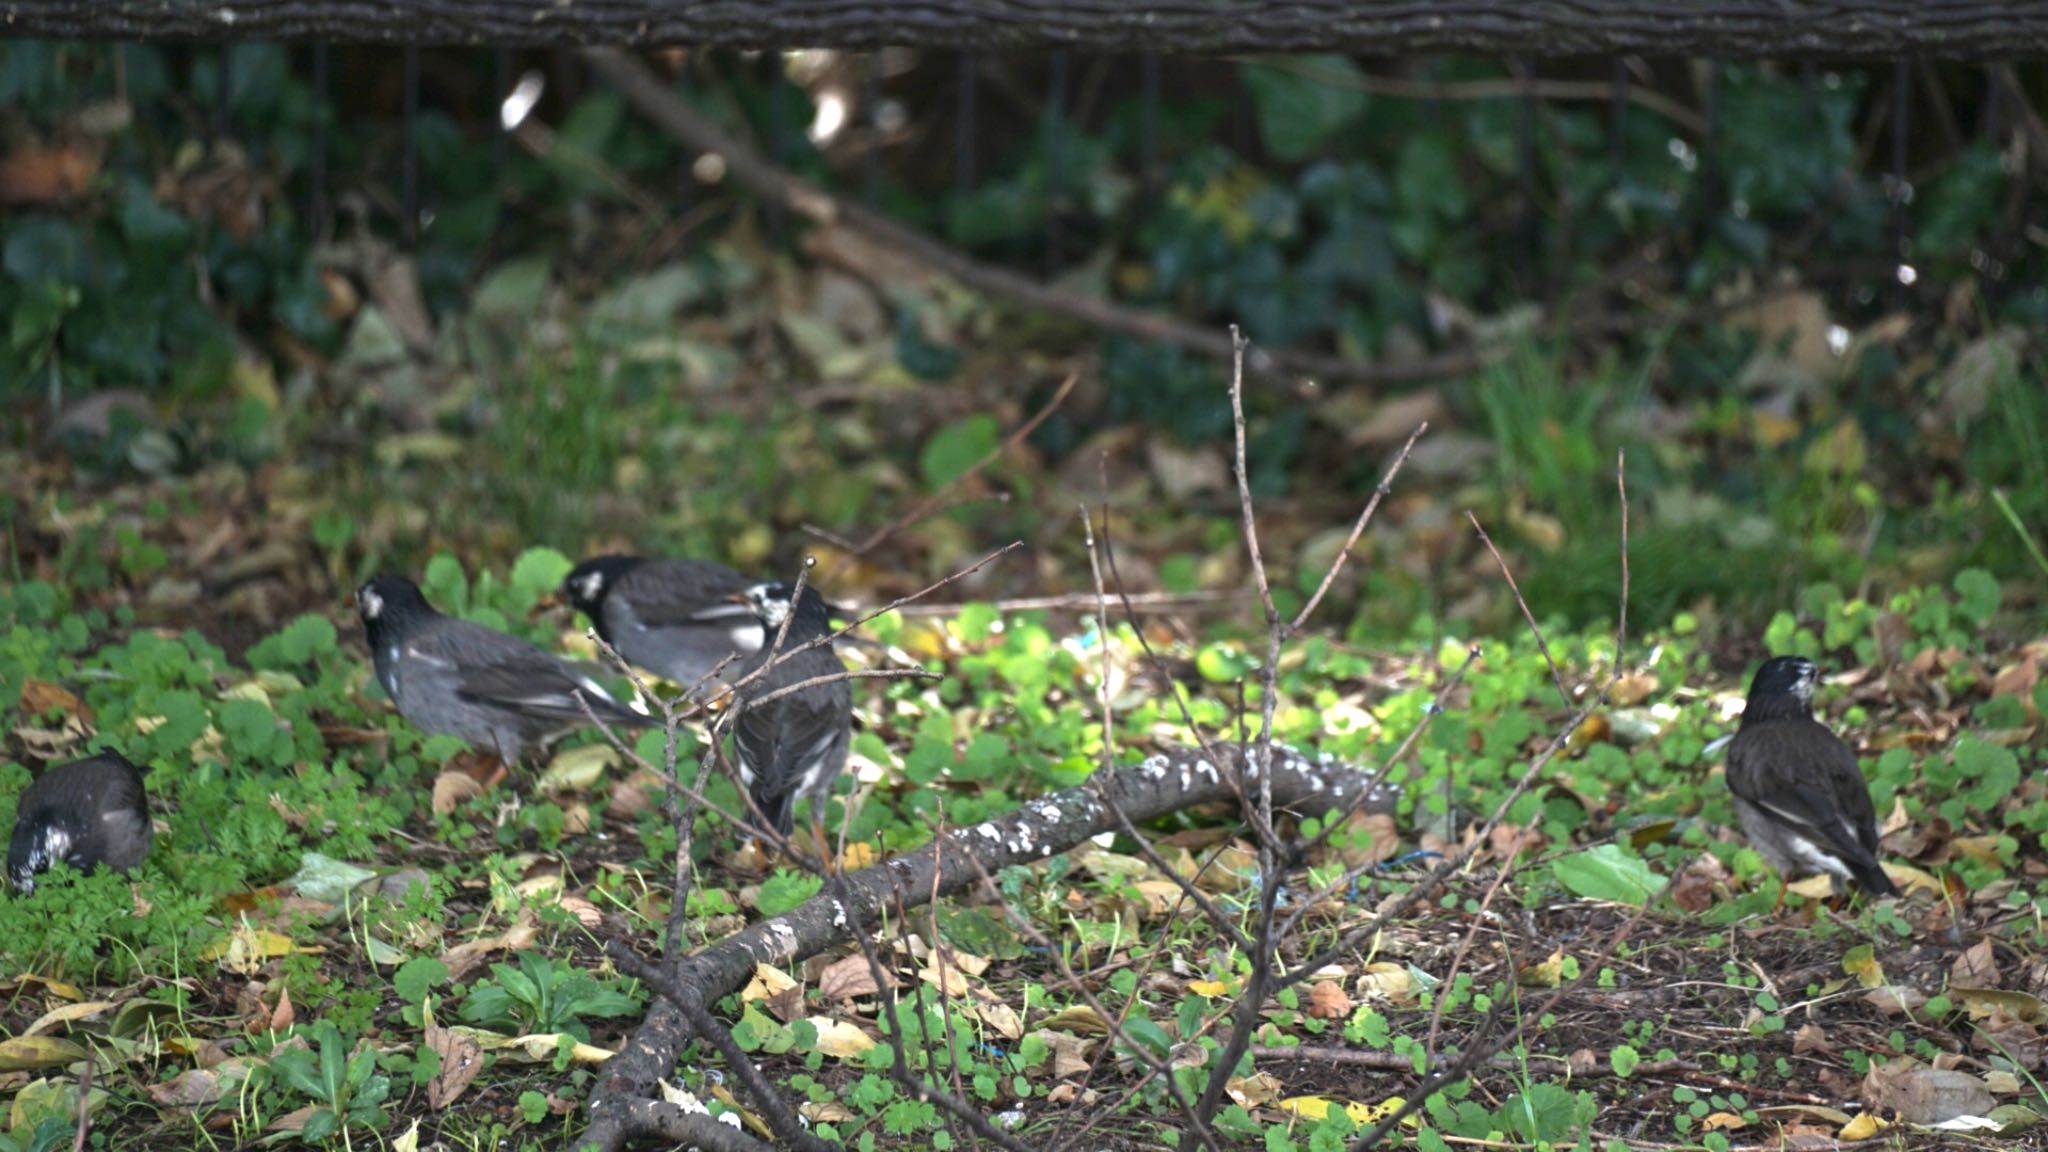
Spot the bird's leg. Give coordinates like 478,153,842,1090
811,812,834,877
1770,879,1788,917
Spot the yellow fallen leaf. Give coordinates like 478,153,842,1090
1281,1094,1414,1127
1357,962,1414,1004
13,974,84,1001
1880,862,1942,897
24,1000,119,1037
1840,1112,1890,1139
203,919,307,974
837,841,880,871
0,1034,88,1071
742,964,799,1004
1039,1005,1110,1035
1187,980,1228,998
706,1082,774,1140
806,1017,877,1059
1518,950,1565,989
976,1000,1023,1040
1704,1111,1747,1131
538,744,616,794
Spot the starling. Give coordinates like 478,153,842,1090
356,574,651,764
727,581,852,867
1725,656,1898,901
8,751,152,894
559,554,760,691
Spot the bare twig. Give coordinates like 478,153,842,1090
1466,510,1572,709
1291,423,1427,633
1196,328,1289,1125
842,373,1077,566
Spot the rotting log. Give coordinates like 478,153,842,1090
578,739,1391,1152
3,1,2046,59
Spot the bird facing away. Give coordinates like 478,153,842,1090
8,751,152,894
559,554,761,691
728,581,852,866
1725,656,1898,902
357,574,651,764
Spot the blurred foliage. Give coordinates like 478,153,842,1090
2,44,2045,630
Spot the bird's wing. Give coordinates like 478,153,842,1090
414,621,641,725
732,655,852,832
1726,720,1884,870
618,561,754,628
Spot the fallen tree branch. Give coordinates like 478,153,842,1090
583,47,1496,392
577,740,1388,1151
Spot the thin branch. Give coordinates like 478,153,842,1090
843,373,1077,565
1290,422,1427,633
1466,510,1572,710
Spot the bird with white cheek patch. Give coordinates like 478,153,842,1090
554,554,763,694
1725,655,1899,911
8,751,152,894
356,574,652,767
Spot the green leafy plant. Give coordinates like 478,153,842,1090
458,950,644,1041
266,1022,394,1142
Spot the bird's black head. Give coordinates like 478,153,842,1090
355,574,436,641
1743,655,1818,724
561,555,644,619
736,580,833,634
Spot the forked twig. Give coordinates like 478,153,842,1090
1467,510,1573,709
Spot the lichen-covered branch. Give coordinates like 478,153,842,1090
578,740,1388,1151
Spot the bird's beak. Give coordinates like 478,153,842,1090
529,592,564,620
725,591,751,605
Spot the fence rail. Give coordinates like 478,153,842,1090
5,1,2048,58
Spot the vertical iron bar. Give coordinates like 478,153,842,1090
1611,58,1628,185
956,52,977,195
1892,58,1911,306
1140,52,1161,193
768,52,787,246
310,44,329,239
862,53,881,210
1982,68,2005,308
403,46,419,247
1517,57,1539,285
213,45,233,139
1697,61,1722,235
493,47,511,175
1045,50,1069,271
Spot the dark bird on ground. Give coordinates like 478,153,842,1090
727,581,852,868
557,554,761,691
356,574,651,763
8,751,152,894
1725,655,1899,904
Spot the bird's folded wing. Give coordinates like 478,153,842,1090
1728,725,1883,868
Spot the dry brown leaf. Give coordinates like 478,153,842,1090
426,1019,486,1110
440,910,540,982
19,679,92,724
432,771,485,816
1793,1023,1832,1055
1304,981,1352,1021
1954,938,2001,989
0,143,101,206
269,984,295,1033
818,953,894,1001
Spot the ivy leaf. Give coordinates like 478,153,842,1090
1954,568,2001,627
1242,57,1367,163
